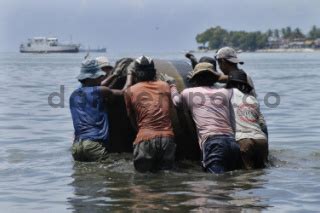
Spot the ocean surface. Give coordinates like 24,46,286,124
0,51,319,212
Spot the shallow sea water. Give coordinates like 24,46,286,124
0,52,319,212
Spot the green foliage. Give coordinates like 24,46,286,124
281,27,292,39
279,27,306,39
196,26,320,51
274,29,280,38
293,28,305,39
196,26,269,51
308,25,320,39
196,26,228,48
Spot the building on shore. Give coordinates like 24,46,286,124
268,37,320,49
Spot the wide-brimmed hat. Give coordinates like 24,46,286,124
215,47,244,64
189,62,220,81
96,56,113,69
77,59,106,81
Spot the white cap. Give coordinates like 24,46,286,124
95,56,113,69
215,47,244,64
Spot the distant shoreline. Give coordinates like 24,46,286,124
255,48,320,53
191,48,320,54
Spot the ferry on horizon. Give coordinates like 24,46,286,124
20,37,80,53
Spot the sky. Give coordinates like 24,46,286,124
0,0,319,53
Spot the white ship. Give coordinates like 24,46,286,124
20,37,80,53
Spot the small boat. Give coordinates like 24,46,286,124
20,37,80,53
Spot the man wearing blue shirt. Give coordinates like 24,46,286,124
70,58,132,162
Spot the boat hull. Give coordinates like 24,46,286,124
20,46,79,53
20,49,79,53
20,38,80,53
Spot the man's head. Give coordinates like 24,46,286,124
77,59,106,86
190,62,220,87
96,56,113,77
134,56,156,82
226,70,252,94
199,56,217,71
215,47,243,74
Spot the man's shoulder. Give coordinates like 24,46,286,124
153,80,170,89
232,88,245,98
128,82,144,91
232,88,258,104
70,87,84,97
126,81,153,96
132,80,169,90
71,86,100,97
181,87,210,99
154,80,167,85
188,86,229,93
239,69,254,83
181,87,198,95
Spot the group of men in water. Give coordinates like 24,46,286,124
69,46,269,174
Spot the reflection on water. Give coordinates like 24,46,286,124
69,154,270,212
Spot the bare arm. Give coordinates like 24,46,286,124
169,84,183,108
106,77,118,89
101,74,118,87
100,72,133,98
185,53,198,69
159,73,185,108
122,72,133,91
218,74,229,83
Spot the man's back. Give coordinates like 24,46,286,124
125,80,174,144
231,88,266,141
181,87,234,147
69,86,109,143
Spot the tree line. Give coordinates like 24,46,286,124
196,26,320,51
